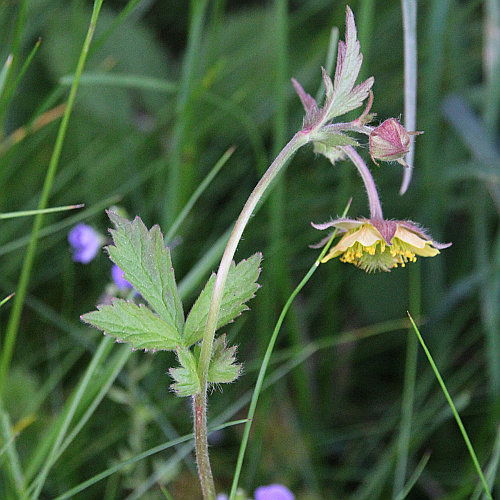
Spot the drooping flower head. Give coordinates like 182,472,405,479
313,218,451,273
254,484,294,500
68,223,101,264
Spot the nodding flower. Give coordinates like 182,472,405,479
313,217,451,273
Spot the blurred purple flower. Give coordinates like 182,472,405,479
112,264,133,289
255,484,294,500
68,223,100,264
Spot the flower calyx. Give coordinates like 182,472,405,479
312,217,451,273
369,118,422,167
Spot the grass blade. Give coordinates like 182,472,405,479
52,419,247,500
407,312,493,500
59,72,177,93
0,0,105,397
0,55,13,98
0,408,26,497
0,293,15,308
0,204,83,220
393,264,421,497
164,0,209,228
394,451,431,500
165,146,235,242
229,200,351,499
26,336,113,498
0,38,41,121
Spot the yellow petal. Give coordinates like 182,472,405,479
324,224,382,257
394,226,428,249
348,224,383,247
413,243,440,257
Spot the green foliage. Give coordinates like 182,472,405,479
207,334,241,384
0,0,495,498
183,253,262,346
106,211,185,333
81,299,182,351
81,212,259,399
169,347,200,397
83,212,260,357
0,55,11,98
312,132,358,165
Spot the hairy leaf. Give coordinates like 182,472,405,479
81,299,182,351
313,142,346,165
312,131,358,165
207,334,241,384
327,6,374,119
183,253,262,346
314,131,359,148
106,211,184,332
169,347,201,397
292,7,373,132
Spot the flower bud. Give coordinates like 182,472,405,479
369,118,419,166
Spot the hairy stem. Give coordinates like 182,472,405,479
343,145,383,220
193,130,309,499
193,392,215,499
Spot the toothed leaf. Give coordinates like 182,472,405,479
170,347,201,397
106,211,184,332
292,7,373,132
183,253,262,347
81,299,182,351
327,7,374,119
207,335,241,384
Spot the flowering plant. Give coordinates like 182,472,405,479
80,6,449,499
68,223,101,264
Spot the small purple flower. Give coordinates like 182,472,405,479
254,484,294,500
112,264,133,289
68,223,101,264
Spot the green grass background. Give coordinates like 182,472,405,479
0,0,498,498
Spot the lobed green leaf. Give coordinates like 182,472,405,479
106,211,184,332
183,253,262,347
169,347,201,397
207,334,241,384
81,299,182,351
